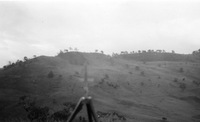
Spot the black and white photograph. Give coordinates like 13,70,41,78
0,0,200,122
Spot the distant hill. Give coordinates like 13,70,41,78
0,51,200,122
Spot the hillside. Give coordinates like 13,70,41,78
0,52,200,122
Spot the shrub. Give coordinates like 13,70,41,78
173,78,178,82
53,99,57,104
129,71,133,74
135,66,140,70
48,71,54,78
125,64,129,69
193,80,200,86
179,83,186,91
59,75,62,78
179,68,184,73
140,71,145,76
104,74,109,79
75,71,79,75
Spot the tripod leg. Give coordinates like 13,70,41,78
67,97,85,122
86,103,93,122
87,97,98,122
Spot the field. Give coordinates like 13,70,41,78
0,52,200,122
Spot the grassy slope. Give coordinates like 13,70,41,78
0,52,200,122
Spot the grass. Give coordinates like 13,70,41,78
0,53,200,122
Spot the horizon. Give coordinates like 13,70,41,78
0,0,200,67
0,49,197,68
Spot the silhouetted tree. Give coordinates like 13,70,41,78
142,50,146,53
33,55,37,58
69,47,73,51
24,56,28,62
8,61,12,66
64,49,68,53
156,50,162,53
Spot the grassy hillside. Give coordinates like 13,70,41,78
0,52,200,122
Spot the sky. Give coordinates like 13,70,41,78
0,0,200,67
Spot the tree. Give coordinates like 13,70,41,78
24,56,28,62
156,50,162,53
140,71,145,76
179,67,184,73
162,50,166,53
124,51,128,54
8,61,12,65
74,48,78,52
33,55,37,58
64,49,68,53
95,50,98,53
101,51,104,54
142,50,146,53
69,47,73,51
172,50,175,53
192,51,197,55
135,66,140,70
179,83,186,91
58,50,64,56
48,71,54,78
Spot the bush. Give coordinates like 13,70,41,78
193,80,200,86
140,71,145,76
179,68,184,73
135,66,140,70
75,71,79,76
125,64,129,69
48,71,54,78
104,74,109,79
179,83,186,91
173,78,178,82
19,96,50,122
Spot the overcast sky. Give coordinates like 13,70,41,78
0,0,200,67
